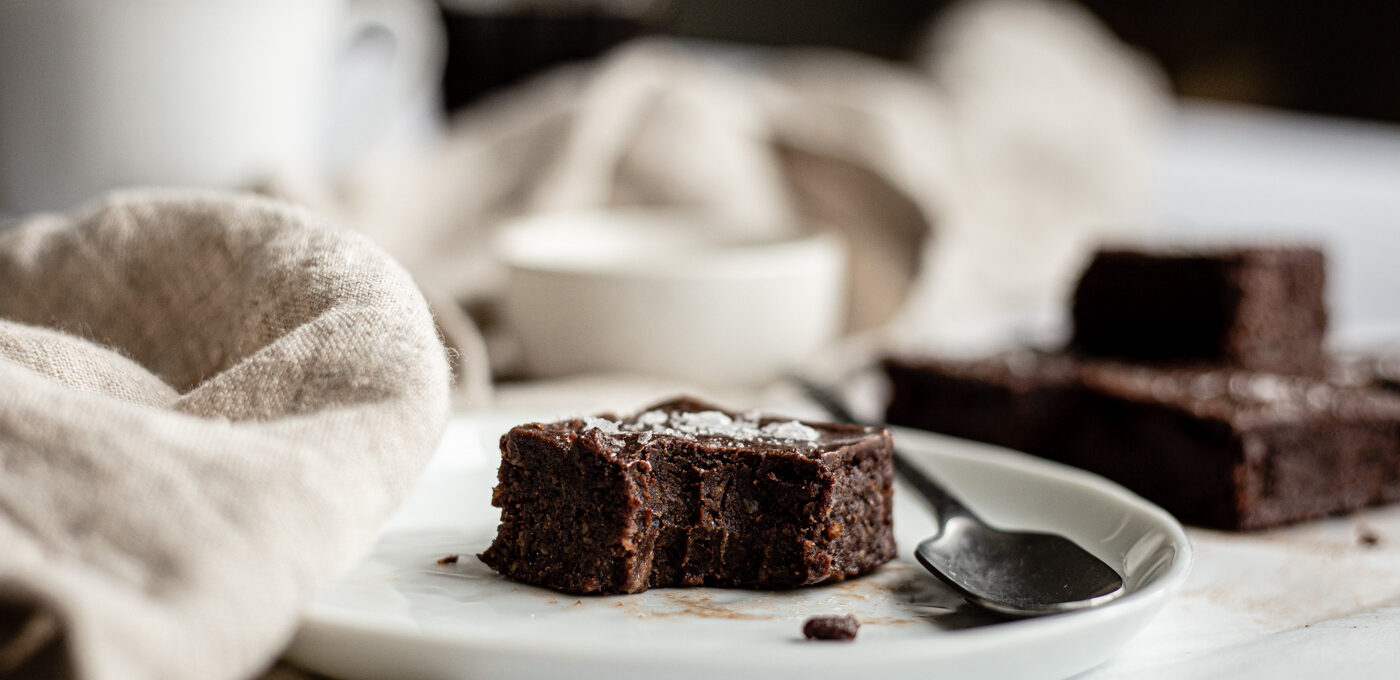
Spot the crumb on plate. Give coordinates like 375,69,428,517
803,614,859,641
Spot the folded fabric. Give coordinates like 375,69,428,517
0,192,451,679
269,0,1168,364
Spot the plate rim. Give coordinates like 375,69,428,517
293,415,1194,668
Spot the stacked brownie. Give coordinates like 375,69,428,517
886,246,1400,530
1070,247,1328,374
481,398,896,593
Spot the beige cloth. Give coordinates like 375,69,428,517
271,0,1168,367
0,192,451,679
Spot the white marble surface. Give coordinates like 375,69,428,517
1090,509,1400,678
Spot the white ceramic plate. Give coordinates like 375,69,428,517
288,412,1191,680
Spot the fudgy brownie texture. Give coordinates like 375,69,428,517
479,397,896,594
886,354,1400,530
1070,246,1327,375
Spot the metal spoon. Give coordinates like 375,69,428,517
795,378,1126,617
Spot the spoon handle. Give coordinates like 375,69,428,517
791,377,973,524
891,454,972,525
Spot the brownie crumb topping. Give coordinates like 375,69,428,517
437,554,460,565
802,614,860,641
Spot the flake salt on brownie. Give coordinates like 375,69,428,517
479,397,896,594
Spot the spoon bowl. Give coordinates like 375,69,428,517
914,516,1126,617
797,377,1126,617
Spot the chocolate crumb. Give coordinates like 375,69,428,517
803,615,859,641
437,554,460,565
1358,527,1380,547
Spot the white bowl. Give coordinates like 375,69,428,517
494,210,846,385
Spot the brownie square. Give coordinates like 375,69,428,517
1070,246,1327,374
480,397,895,594
884,352,1079,457
885,355,1400,530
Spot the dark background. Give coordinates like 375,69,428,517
439,0,1400,123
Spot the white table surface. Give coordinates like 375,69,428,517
1089,510,1400,678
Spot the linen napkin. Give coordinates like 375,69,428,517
0,192,452,679
270,0,1169,362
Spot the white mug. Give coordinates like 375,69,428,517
0,0,442,214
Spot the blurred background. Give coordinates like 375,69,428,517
3,0,1398,392
439,0,1400,121
430,0,1400,342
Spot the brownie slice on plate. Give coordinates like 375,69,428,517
480,397,895,594
1070,246,1327,375
885,354,1400,530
